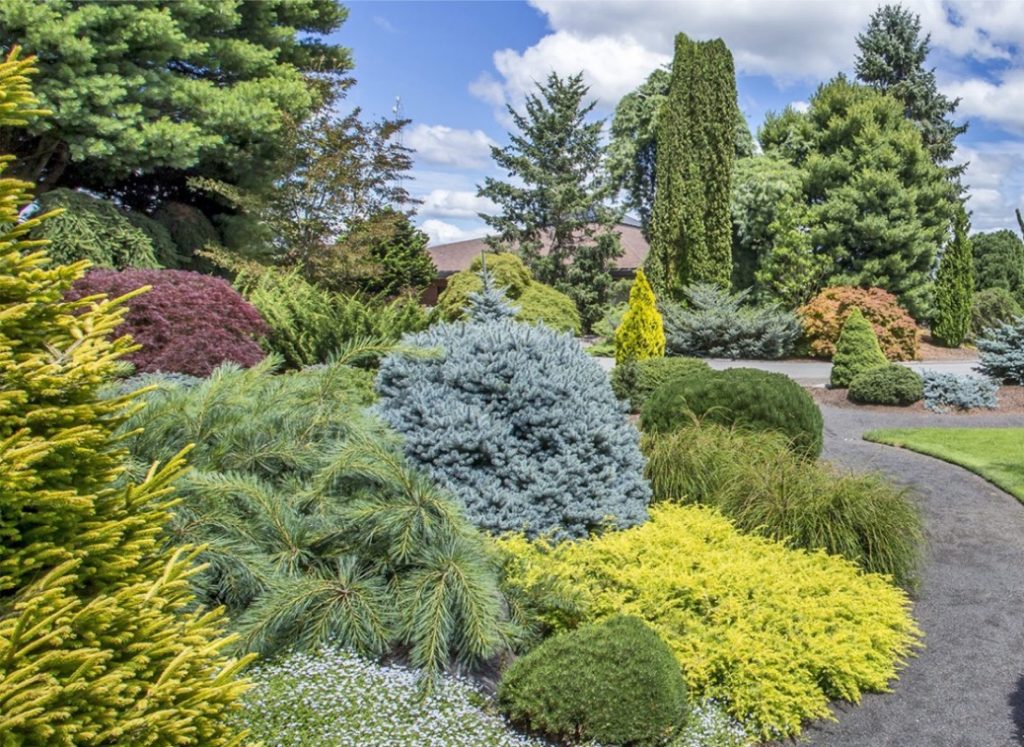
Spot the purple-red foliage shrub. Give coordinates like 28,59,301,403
67,269,268,376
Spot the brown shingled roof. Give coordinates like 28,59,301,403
427,223,650,277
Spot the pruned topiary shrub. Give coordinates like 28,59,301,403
799,286,919,361
977,317,1024,384
848,364,923,406
611,356,710,412
971,287,1021,339
515,281,582,333
499,504,921,741
614,268,665,364
640,367,823,458
67,268,268,376
498,616,688,746
661,283,800,359
376,284,650,539
643,424,923,587
830,308,888,388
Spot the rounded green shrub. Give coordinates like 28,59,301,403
640,367,823,458
32,188,162,269
643,424,923,588
611,356,710,412
848,364,923,406
516,281,581,333
498,615,688,746
153,201,221,260
971,287,1021,339
830,307,888,388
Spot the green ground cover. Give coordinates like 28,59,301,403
865,428,1024,500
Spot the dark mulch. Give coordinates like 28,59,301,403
809,385,1024,415
917,335,978,362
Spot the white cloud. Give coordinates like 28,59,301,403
419,189,497,219
406,124,498,169
419,219,486,246
958,142,1024,232
791,100,810,113
946,71,1024,134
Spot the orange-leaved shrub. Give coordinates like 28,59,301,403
798,286,919,361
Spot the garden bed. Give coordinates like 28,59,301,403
809,385,1024,414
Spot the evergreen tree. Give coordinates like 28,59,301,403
830,308,889,388
972,229,1024,303
932,208,974,347
478,72,622,331
0,49,248,745
855,4,967,181
647,34,738,294
614,269,665,364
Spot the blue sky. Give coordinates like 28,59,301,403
331,0,1024,244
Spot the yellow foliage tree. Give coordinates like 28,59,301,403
0,48,250,745
614,268,665,364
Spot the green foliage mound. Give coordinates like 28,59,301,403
437,252,580,333
154,201,221,268
241,268,427,368
614,268,665,364
0,49,247,744
498,616,688,746
972,229,1024,303
31,188,163,269
643,425,923,587
640,367,823,458
117,358,507,674
611,356,710,412
499,504,921,741
830,308,888,388
848,364,924,406
971,287,1021,339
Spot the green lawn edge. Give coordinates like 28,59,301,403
864,428,1024,502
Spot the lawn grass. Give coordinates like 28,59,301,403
865,428,1024,501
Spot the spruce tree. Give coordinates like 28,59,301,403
647,33,738,294
614,268,665,364
0,49,248,745
855,4,966,182
478,72,621,331
932,208,974,347
830,308,889,388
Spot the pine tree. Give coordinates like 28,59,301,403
478,72,622,331
932,208,974,347
614,269,665,364
855,4,967,182
647,33,738,294
0,49,249,745
830,308,889,388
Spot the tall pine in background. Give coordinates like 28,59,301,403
932,207,974,347
647,33,738,295
0,49,249,745
478,72,622,330
855,4,966,185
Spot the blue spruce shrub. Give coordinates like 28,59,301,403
376,274,650,539
922,371,998,412
976,318,1024,384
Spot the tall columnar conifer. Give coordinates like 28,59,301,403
0,49,249,745
932,208,974,347
647,33,738,294
615,268,666,364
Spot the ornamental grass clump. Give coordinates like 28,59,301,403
499,503,921,741
377,278,650,539
498,616,689,746
614,268,665,364
830,308,888,388
643,424,923,588
640,367,823,458
117,353,508,675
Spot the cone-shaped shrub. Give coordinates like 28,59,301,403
0,49,247,745
498,615,689,745
615,268,666,364
830,308,888,388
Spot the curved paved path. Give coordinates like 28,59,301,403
802,406,1024,747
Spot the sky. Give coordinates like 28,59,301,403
331,0,1024,245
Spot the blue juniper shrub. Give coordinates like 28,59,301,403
376,283,650,540
976,317,1024,384
921,370,999,412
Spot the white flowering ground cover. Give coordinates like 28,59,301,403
233,647,750,747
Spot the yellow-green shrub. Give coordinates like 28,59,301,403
499,503,920,741
615,269,665,364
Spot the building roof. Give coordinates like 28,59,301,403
427,223,650,277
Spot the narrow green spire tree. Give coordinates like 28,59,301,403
647,33,738,294
0,49,249,745
615,269,665,364
932,208,974,347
